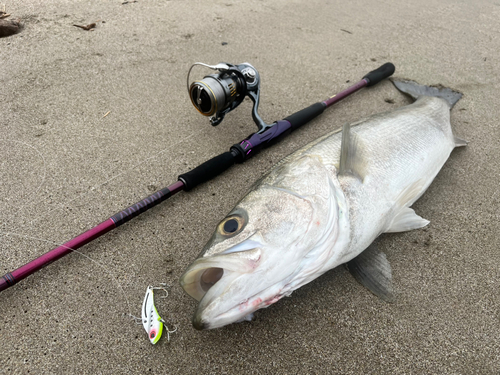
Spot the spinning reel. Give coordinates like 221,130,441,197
187,62,271,132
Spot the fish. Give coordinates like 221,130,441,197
179,80,466,330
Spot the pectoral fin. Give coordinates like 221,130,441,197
386,179,430,233
346,242,394,302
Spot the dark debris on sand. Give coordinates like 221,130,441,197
0,8,22,38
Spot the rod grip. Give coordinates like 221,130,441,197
363,63,395,87
283,102,326,131
179,151,237,191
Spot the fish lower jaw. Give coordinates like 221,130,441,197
193,291,286,330
193,308,250,330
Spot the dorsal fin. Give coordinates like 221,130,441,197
338,123,365,180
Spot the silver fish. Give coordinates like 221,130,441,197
180,80,466,330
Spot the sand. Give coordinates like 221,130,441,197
1,0,499,373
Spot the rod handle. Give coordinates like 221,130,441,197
178,151,237,191
283,102,326,131
363,63,395,87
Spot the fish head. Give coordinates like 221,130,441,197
180,155,347,330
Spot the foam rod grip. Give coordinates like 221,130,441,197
284,102,326,131
363,63,395,87
178,151,237,191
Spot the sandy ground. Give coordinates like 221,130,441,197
1,0,499,373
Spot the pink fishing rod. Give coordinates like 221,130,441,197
0,63,395,293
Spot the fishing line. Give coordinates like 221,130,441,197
89,125,211,191
0,230,134,317
0,139,47,212
15,124,212,228
0,123,245,340
0,231,179,342
0,61,395,341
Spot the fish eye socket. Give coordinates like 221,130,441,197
219,215,245,236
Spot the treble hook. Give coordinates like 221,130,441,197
163,323,178,343
149,284,169,299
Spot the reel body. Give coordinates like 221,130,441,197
187,62,269,130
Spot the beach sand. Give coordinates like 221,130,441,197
1,0,499,373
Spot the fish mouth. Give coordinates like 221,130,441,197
180,244,262,300
180,241,264,329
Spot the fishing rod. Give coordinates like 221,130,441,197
0,62,395,293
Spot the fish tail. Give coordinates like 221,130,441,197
391,79,463,108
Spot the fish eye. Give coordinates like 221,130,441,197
219,215,245,236
224,219,239,233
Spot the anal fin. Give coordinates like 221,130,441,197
454,136,468,147
346,242,394,303
386,207,429,233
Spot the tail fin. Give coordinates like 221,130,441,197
392,79,463,108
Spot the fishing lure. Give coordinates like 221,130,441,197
140,285,177,344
